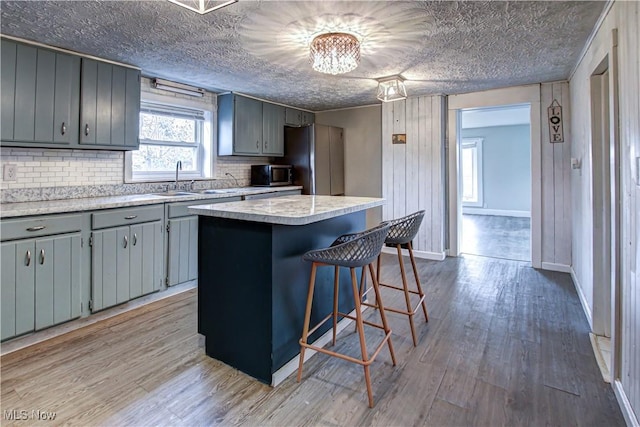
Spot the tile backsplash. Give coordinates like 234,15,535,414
0,147,124,190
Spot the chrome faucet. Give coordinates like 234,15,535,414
175,160,182,190
225,172,239,187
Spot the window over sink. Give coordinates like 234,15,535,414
125,92,214,182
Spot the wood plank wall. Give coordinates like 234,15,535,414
381,96,445,259
615,0,640,420
540,82,572,269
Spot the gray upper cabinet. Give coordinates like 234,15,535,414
1,39,80,146
284,108,302,127
262,102,285,156
1,37,140,151
80,59,141,150
218,93,285,157
284,108,314,127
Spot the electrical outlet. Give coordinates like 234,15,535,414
3,164,17,181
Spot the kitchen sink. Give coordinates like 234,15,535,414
199,189,239,194
151,191,197,197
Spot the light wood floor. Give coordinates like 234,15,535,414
1,254,624,426
461,214,531,262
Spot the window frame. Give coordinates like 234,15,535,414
461,137,484,207
125,92,215,183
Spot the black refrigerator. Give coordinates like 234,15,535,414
280,124,345,195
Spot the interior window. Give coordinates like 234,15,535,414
461,138,483,207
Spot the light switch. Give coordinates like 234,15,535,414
571,157,581,169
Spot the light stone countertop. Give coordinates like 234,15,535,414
0,186,302,218
188,195,385,226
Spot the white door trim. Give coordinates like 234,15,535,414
447,84,542,268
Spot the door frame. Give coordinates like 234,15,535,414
447,85,542,268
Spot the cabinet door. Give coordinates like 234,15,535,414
234,95,262,154
284,108,302,126
1,240,35,340
1,39,17,141
301,111,315,126
167,217,198,286
80,59,140,148
130,221,163,298
91,226,130,311
1,40,80,145
262,102,284,156
329,126,345,195
34,234,81,330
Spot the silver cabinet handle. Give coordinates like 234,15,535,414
39,249,45,265
26,225,46,232
123,235,128,248
84,124,90,136
256,140,259,149
61,122,66,135
25,250,31,266
132,233,137,246
124,215,137,220
264,140,268,149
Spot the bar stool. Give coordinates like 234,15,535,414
361,211,428,346
297,223,396,408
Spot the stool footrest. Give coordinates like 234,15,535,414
300,330,393,367
379,281,422,296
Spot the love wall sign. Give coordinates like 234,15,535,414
548,99,564,143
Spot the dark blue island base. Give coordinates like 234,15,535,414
197,211,365,384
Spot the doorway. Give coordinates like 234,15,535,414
446,85,542,268
458,105,532,261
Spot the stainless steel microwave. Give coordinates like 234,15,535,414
250,165,293,186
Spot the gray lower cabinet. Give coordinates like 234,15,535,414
90,205,164,312
165,196,241,286
0,214,82,341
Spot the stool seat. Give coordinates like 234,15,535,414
297,223,396,408
383,210,424,245
303,224,388,268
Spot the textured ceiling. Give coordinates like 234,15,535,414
0,1,605,111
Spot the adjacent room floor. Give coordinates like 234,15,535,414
0,254,624,426
461,214,531,261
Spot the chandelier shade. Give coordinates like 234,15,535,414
167,0,238,14
309,32,360,75
376,76,408,102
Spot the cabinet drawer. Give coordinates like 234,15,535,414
168,196,241,218
0,214,82,241
92,205,163,230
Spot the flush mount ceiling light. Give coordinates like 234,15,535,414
376,75,407,102
309,32,360,75
167,0,238,14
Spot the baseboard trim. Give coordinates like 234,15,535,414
271,306,361,387
571,267,593,330
462,208,531,217
381,246,446,261
541,262,572,273
613,379,640,427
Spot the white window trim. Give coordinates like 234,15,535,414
461,137,483,207
125,91,216,183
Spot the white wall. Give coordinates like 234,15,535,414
316,105,382,227
570,1,639,424
381,96,446,260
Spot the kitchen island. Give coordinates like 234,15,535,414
189,195,384,385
